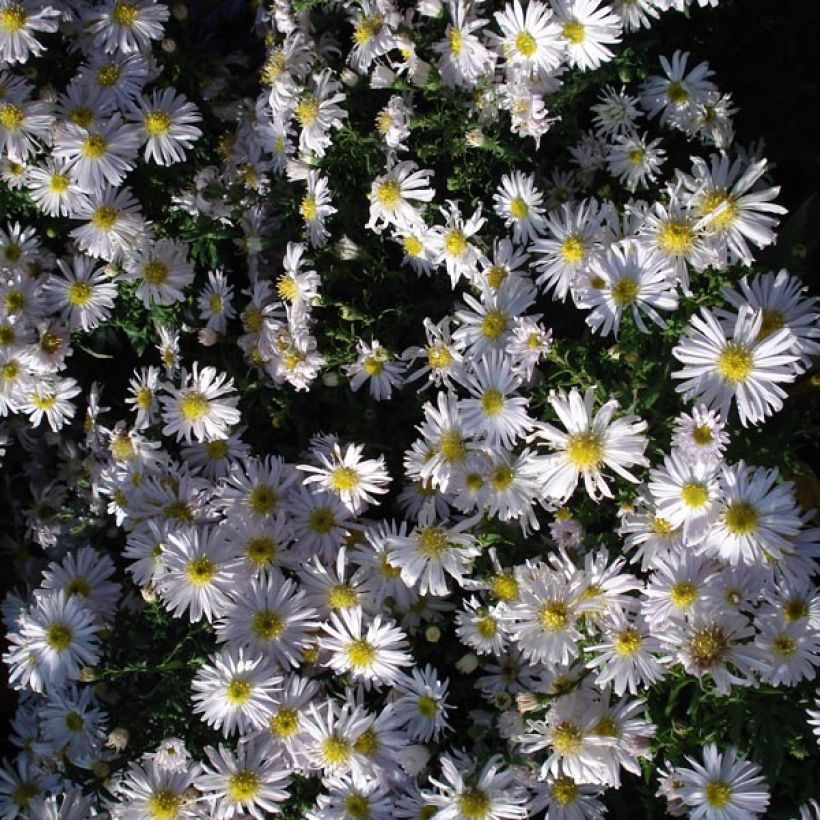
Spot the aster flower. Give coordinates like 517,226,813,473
433,0,496,90
0,0,61,64
492,170,547,244
131,88,203,166
42,256,118,332
125,238,195,308
674,743,770,819
530,386,649,503
70,185,144,262
0,95,53,164
300,170,336,248
110,758,202,820
672,306,800,427
553,0,622,72
492,0,564,75
344,338,406,401
639,50,717,128
89,0,170,54
366,160,435,234
160,364,241,443
191,646,281,737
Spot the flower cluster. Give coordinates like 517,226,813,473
0,0,818,818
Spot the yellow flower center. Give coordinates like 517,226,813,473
783,599,808,622
96,64,121,87
346,638,377,669
375,179,401,208
300,195,317,222
724,500,759,535
552,721,583,755
593,716,619,737
68,106,94,128
353,13,383,45
670,580,697,608
480,388,504,416
109,434,135,461
32,392,57,410
91,205,119,230
276,275,299,302
251,610,284,640
681,481,709,508
248,484,278,515
772,633,797,657
165,500,194,524
295,97,319,127
225,678,252,705
716,343,753,383
307,506,336,534
628,148,645,165
67,281,93,306
476,616,497,638
448,27,462,56
699,189,738,230
402,235,423,256
689,624,729,670
321,734,352,765
0,102,24,130
757,308,785,340
438,430,466,463
353,727,379,757
113,1,140,26
45,623,73,651
245,536,277,566
614,627,642,656
611,277,639,307
178,391,209,421
486,265,507,289
427,344,453,370
551,776,579,806
227,770,260,802
560,234,585,264
146,791,182,820
363,356,385,376
457,789,491,820
0,5,27,33
417,525,449,557
514,31,537,57
206,438,229,459
444,229,468,257
328,583,359,609
691,424,713,445
375,110,392,134
142,259,169,285
345,794,371,820
480,309,507,340
47,173,70,194
490,465,514,491
509,196,529,219
491,572,518,601
539,600,569,631
184,556,216,586
330,466,359,492
565,431,604,471
81,133,108,160
65,711,84,732
144,110,171,137
270,707,298,737
657,219,694,255
704,780,732,809
666,81,689,105
562,20,585,44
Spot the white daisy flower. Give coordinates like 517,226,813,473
215,570,319,670
70,185,144,262
125,238,195,308
159,525,236,623
125,364,161,429
300,169,337,248
0,95,52,164
160,364,241,444
0,0,60,64
195,737,291,819
301,698,374,777
110,758,202,820
309,771,394,820
605,130,666,191
79,51,150,108
430,199,487,288
318,606,412,689
24,159,89,217
344,338,406,401
19,375,82,432
42,255,118,332
89,0,170,54
531,386,648,503
674,743,770,819
459,351,533,449
298,441,391,515
198,269,237,334
672,305,800,427
493,170,547,244
424,753,529,819
702,460,802,566
640,550,713,628
132,88,203,166
366,160,435,234
493,0,564,75
639,50,717,128
670,403,730,467
433,0,496,90
292,69,347,157
553,0,622,72
191,646,281,737
648,450,720,545
592,84,642,137
752,615,820,687
17,591,99,692
386,511,481,596
573,239,678,337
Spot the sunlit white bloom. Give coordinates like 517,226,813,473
25,159,89,217
430,199,487,288
191,646,281,737
670,403,730,467
125,238,194,307
89,0,170,54
433,0,496,89
493,170,547,244
493,0,564,75
673,305,800,427
110,759,202,820
292,69,347,157
752,615,820,687
553,0,622,71
0,0,60,64
19,375,82,432
70,185,144,262
301,698,374,776
42,255,117,332
674,743,770,819
132,88,203,165
160,364,241,443
531,386,648,503
300,170,336,248
344,338,406,401
198,269,237,335
366,160,435,233
606,131,666,191
639,50,717,128
592,84,642,137
0,95,52,163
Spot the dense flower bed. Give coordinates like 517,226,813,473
0,0,818,817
